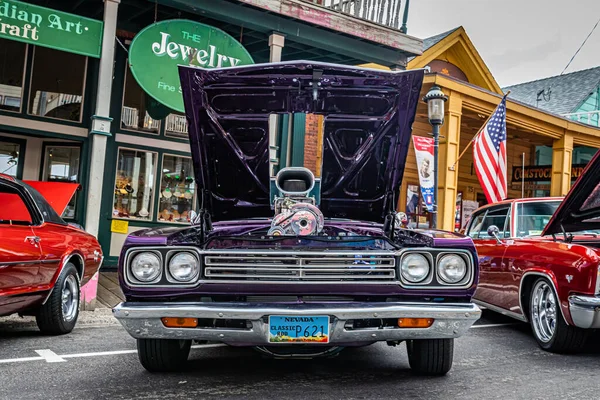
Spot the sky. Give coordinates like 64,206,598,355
407,0,600,87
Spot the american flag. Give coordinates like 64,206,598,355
473,96,508,203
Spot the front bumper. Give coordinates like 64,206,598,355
568,295,600,329
113,301,481,345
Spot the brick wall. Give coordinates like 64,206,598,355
303,114,321,176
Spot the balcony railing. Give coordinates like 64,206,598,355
563,110,600,127
303,0,408,31
121,106,189,136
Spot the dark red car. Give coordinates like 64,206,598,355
0,174,103,334
466,152,600,352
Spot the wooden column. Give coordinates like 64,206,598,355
438,91,462,231
550,132,573,196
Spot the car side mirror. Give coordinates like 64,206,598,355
487,225,502,244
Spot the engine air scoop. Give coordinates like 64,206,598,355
269,167,324,236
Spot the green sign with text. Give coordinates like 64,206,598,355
128,19,254,112
0,0,103,58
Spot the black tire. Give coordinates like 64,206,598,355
529,278,588,353
407,339,454,376
36,263,80,335
137,339,192,372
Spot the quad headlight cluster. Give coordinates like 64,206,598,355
399,251,472,287
128,250,201,285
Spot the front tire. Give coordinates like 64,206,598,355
36,263,80,335
407,338,454,376
137,339,192,372
529,278,588,353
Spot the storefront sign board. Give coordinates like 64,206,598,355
412,136,435,212
512,164,588,183
0,0,103,57
128,19,254,112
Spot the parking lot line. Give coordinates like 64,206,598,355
0,343,229,365
35,349,66,363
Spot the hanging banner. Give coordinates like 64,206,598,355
128,19,254,112
412,136,435,212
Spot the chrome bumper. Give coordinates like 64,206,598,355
568,295,600,329
113,301,481,345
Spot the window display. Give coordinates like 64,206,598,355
121,63,160,133
165,112,189,138
158,155,195,223
113,148,157,220
29,46,87,122
0,140,21,177
0,38,26,112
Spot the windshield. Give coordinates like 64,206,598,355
516,201,560,237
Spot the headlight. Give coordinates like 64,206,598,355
437,254,467,284
130,252,161,282
401,253,430,283
168,252,200,282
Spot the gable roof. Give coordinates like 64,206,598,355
407,26,502,94
422,27,460,53
504,66,600,115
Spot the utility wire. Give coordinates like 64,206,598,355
559,15,600,76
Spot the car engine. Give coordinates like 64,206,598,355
268,167,324,236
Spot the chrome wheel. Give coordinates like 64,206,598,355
61,275,79,323
531,280,557,343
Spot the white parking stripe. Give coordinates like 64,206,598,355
0,343,229,365
35,349,66,363
471,323,519,329
0,356,44,364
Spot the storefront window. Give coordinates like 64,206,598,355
113,148,157,220
406,184,431,229
0,39,26,112
573,146,597,164
29,47,87,122
165,112,189,138
42,145,81,219
0,140,21,177
121,63,160,133
158,155,195,223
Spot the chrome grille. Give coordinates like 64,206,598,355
203,252,396,282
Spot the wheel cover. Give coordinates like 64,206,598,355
61,275,79,323
531,281,557,343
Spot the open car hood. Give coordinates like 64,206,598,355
543,150,600,235
179,61,424,222
23,181,80,216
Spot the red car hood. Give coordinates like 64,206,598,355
24,181,80,216
543,150,600,235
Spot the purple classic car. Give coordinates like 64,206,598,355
113,61,481,375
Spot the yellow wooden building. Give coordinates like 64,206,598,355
364,26,600,231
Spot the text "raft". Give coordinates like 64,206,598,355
152,31,242,68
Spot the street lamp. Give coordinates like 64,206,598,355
422,85,448,229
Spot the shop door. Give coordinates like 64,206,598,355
41,144,82,222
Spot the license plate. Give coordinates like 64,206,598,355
268,316,330,343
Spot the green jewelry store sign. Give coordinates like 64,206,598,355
0,0,103,58
129,19,254,113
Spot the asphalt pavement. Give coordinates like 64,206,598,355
1,310,599,400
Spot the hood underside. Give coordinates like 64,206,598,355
543,149,600,235
179,61,424,222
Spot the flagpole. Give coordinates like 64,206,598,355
521,152,525,198
449,91,510,171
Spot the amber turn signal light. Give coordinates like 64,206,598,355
397,318,434,328
161,317,198,328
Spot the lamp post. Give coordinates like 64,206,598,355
422,85,448,229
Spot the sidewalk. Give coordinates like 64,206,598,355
97,272,125,308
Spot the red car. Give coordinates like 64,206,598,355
0,173,103,334
466,152,600,353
